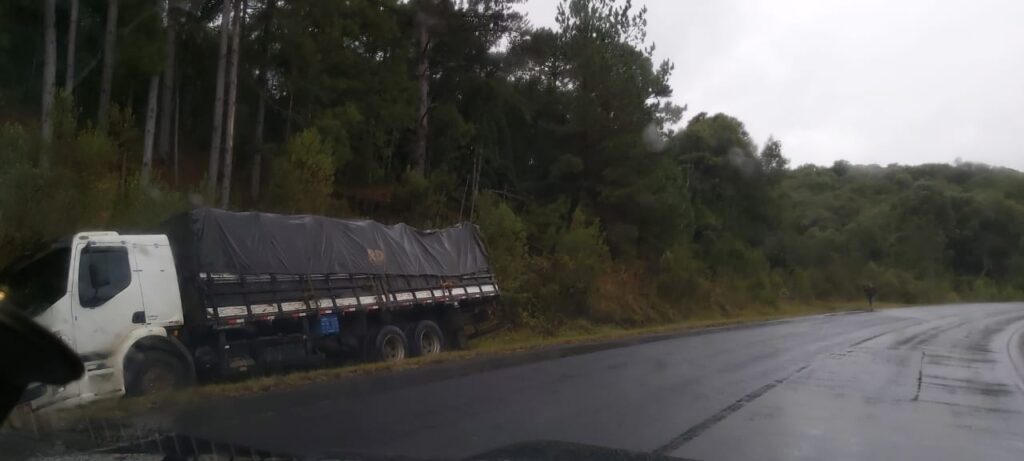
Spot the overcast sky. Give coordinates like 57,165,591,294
518,0,1024,171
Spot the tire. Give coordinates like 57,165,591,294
373,326,408,363
408,320,445,357
125,350,190,397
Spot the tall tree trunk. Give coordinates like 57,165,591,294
158,0,179,161
285,92,293,138
469,151,482,221
412,13,432,174
97,0,118,134
173,79,180,186
40,0,57,169
64,0,79,93
251,0,273,204
141,75,160,184
251,85,265,203
219,0,243,209
207,0,233,196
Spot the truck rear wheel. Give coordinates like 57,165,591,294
409,320,444,357
125,350,190,397
373,326,407,363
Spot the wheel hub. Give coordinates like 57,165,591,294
421,331,441,355
382,335,404,361
140,365,175,394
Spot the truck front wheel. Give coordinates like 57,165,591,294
409,320,444,357
125,350,190,397
373,326,407,363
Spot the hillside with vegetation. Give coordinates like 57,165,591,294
2,0,1023,332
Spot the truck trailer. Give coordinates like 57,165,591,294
1,208,499,410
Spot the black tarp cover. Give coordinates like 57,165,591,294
164,208,491,277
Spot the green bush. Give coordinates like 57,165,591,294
0,113,190,268
266,128,335,215
475,193,530,323
655,244,713,316
110,175,190,229
389,170,460,227
515,210,615,328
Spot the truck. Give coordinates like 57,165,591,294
0,208,499,410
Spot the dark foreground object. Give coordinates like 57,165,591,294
0,306,82,422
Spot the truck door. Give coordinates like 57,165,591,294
131,240,184,326
71,243,144,363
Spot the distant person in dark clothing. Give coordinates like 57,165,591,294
863,283,878,308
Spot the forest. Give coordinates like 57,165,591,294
2,0,1023,331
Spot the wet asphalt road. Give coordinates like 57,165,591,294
172,303,1024,460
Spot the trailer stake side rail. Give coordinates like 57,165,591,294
199,271,499,327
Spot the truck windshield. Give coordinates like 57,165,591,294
1,247,70,316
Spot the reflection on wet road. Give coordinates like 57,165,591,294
675,305,1024,460
175,303,1024,460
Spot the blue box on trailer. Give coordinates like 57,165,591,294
319,314,340,335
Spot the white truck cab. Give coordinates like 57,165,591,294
27,232,186,410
